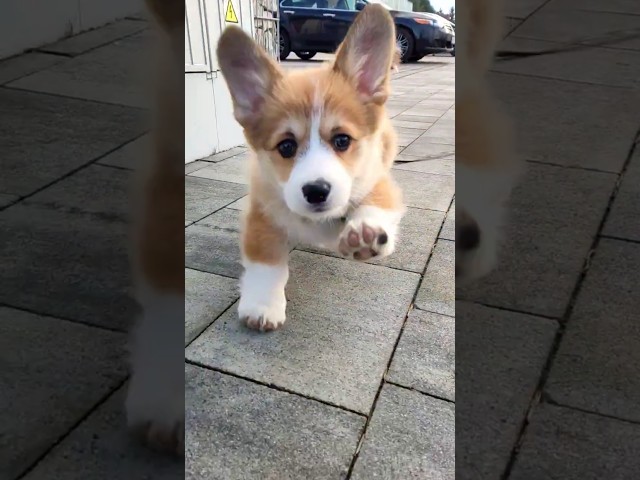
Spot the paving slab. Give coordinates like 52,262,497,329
20,387,183,480
301,207,444,274
350,384,454,480
415,239,455,317
185,268,239,345
188,154,249,185
186,250,420,414
458,162,616,319
0,52,63,84
393,169,454,211
38,19,147,56
8,31,152,108
603,149,640,242
387,309,455,401
395,126,426,148
0,307,127,480
493,36,640,89
201,146,247,163
0,193,19,208
455,302,557,480
185,177,246,225
545,238,640,422
97,134,150,170
503,0,548,19
185,364,364,480
509,403,640,480
439,201,455,241
0,88,144,197
0,167,137,330
185,208,243,278
394,155,455,175
401,137,455,159
487,71,640,172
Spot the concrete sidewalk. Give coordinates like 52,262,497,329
184,57,455,478
457,0,640,478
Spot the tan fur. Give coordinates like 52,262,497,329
241,202,289,264
361,174,403,210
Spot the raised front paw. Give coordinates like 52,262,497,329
338,218,395,261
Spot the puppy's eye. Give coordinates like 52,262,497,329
277,139,297,159
332,134,351,152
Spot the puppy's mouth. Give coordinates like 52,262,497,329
299,203,348,222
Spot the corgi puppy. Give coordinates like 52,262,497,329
217,5,404,332
125,0,184,455
455,0,522,283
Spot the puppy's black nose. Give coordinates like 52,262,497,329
457,223,481,251
302,180,331,205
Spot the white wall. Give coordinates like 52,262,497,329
0,0,145,59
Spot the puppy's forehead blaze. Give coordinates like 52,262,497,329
249,70,373,148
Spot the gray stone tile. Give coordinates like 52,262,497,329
0,168,136,330
186,251,420,413
493,37,640,89
0,52,63,84
388,309,455,400
226,195,249,211
39,19,147,56
510,403,640,480
185,208,243,278
503,0,548,19
0,193,19,208
393,169,455,211
545,238,640,422
188,154,249,185
185,364,364,479
440,201,455,241
393,119,437,130
184,160,209,175
603,150,640,242
395,114,440,124
455,302,557,480
0,308,127,479
401,138,454,159
97,134,150,170
185,177,246,224
201,146,247,162
394,155,454,175
351,384,454,480
8,31,152,107
395,126,425,148
185,268,239,345
301,207,445,274
21,387,183,480
416,239,455,317
458,163,616,318
420,126,455,146
547,0,640,15
515,5,640,51
0,88,144,197
488,72,640,172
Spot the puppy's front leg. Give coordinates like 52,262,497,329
338,174,405,261
239,205,289,332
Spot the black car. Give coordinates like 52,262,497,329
278,0,453,63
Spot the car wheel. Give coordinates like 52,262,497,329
410,54,424,62
395,27,414,63
294,51,317,60
279,30,291,61
450,48,455,57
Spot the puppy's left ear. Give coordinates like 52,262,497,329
333,4,396,104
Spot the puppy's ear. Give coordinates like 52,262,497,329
217,26,282,127
333,4,396,104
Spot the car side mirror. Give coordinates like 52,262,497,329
355,1,365,11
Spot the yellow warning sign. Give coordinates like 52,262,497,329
225,0,238,23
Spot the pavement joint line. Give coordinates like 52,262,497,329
412,305,455,318
0,302,129,334
459,300,561,324
27,49,72,58
95,162,134,172
0,132,147,213
499,123,640,480
15,378,129,480
598,235,640,245
185,359,368,418
0,84,150,109
185,299,238,349
185,266,239,282
385,380,455,404
504,0,553,37
542,396,640,426
488,69,634,90
344,195,453,479
185,186,248,227
525,158,620,175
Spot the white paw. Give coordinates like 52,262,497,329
338,215,397,261
238,262,289,332
125,375,184,455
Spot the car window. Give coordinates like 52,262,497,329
280,0,356,9
328,0,356,10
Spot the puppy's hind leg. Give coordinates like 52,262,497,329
238,204,290,332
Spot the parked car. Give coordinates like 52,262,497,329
278,0,454,63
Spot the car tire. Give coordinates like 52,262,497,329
410,54,424,62
279,30,291,61
396,27,415,63
294,51,317,60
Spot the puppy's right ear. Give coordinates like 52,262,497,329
217,26,282,127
